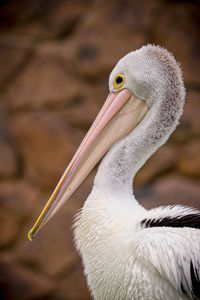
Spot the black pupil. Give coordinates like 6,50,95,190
116,76,123,84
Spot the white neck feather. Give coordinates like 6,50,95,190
91,45,185,206
93,89,184,202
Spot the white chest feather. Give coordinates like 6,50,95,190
74,190,188,300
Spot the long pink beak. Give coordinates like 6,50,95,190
28,89,148,240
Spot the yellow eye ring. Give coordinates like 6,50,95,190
113,73,125,90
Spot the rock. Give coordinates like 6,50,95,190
9,112,80,190
104,0,159,31
52,266,90,300
182,90,200,137
0,105,18,178
0,41,30,86
154,2,200,85
17,206,79,278
16,209,79,278
59,83,107,130
0,180,41,248
0,0,40,30
177,140,200,178
0,180,41,221
15,1,90,40
6,50,80,110
0,139,18,178
0,210,19,248
135,145,177,187
62,3,147,82
0,254,53,300
0,0,92,40
137,175,200,210
68,30,146,82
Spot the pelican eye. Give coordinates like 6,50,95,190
114,73,125,90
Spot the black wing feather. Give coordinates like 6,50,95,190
141,213,200,229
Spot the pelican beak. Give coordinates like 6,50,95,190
28,89,148,240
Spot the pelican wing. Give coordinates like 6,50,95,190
136,206,200,299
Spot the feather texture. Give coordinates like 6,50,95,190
136,224,200,299
141,205,200,229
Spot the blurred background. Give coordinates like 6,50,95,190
0,0,199,299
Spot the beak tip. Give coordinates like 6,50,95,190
28,229,34,241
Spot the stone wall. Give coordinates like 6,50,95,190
0,0,199,299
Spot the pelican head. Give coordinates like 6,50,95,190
28,44,185,240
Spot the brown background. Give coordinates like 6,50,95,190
0,0,199,299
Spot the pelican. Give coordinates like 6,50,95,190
28,45,200,300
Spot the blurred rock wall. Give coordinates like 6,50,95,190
0,0,199,299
